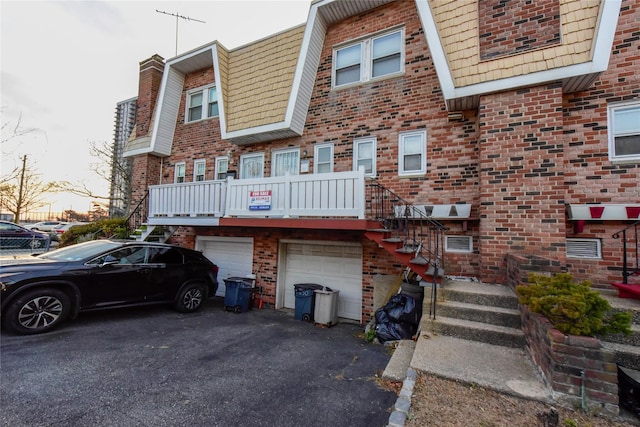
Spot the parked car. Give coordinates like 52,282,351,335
27,221,67,232
0,240,219,335
49,222,87,242
0,220,50,250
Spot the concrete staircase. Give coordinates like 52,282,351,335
598,289,640,371
425,278,525,348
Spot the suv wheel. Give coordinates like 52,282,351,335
175,284,205,313
3,288,70,335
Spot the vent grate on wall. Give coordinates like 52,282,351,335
566,238,601,259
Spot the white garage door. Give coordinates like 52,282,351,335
283,242,362,321
197,236,254,297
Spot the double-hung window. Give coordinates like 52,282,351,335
194,159,206,182
174,162,186,183
272,148,300,177
398,130,427,176
240,153,264,179
314,144,334,174
608,101,640,163
215,156,228,180
353,137,376,177
186,85,219,123
333,28,403,88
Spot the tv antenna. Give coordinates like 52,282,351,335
156,10,206,56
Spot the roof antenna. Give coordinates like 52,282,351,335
156,10,206,56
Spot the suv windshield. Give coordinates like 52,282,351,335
38,240,122,262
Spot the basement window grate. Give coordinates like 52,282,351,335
445,235,472,253
566,238,602,259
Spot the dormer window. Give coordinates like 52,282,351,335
186,85,218,123
333,28,404,89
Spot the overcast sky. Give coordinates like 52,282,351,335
1,0,311,214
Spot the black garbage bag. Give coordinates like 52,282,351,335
375,320,417,343
373,293,421,343
384,293,419,325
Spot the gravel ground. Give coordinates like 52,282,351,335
402,372,640,427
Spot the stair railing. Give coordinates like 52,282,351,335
366,179,448,319
612,220,640,284
125,191,149,238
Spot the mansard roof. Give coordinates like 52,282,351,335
142,0,621,155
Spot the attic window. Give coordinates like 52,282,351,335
186,84,218,123
333,28,404,88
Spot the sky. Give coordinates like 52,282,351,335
0,0,311,214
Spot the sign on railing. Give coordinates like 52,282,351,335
147,170,366,221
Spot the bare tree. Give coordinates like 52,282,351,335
0,155,57,222
56,140,132,215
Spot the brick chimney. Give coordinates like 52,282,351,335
135,54,165,138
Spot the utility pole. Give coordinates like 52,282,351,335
16,154,26,222
156,10,206,56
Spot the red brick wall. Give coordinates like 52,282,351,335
479,0,561,60
478,84,567,284
562,0,640,287
135,55,164,138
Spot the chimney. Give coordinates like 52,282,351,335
135,54,165,138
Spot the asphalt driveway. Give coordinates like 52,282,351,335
0,298,397,427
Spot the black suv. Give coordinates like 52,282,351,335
0,240,219,334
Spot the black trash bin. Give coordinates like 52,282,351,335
224,277,253,313
293,283,323,321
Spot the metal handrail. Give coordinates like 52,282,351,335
612,220,640,284
366,179,448,319
125,191,149,236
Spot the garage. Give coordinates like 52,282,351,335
280,241,362,322
196,236,254,297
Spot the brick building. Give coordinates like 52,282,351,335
123,0,639,324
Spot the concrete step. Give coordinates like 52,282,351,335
598,324,640,347
601,341,640,371
437,300,522,329
426,315,526,348
439,279,519,310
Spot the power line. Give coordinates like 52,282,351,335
156,10,206,56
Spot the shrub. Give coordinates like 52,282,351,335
516,272,632,337
59,218,130,247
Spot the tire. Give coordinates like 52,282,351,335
30,239,44,249
234,305,241,314
175,283,205,313
302,313,311,322
3,288,70,335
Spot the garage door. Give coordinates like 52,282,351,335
197,236,254,297
283,242,362,321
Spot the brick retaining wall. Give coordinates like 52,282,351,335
507,254,620,416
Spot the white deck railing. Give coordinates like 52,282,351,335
147,169,366,221
148,180,226,218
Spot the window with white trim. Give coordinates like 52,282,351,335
333,28,404,88
353,137,376,177
399,130,427,176
566,238,602,259
194,159,206,182
174,162,186,183
445,236,473,253
186,85,219,123
272,148,300,177
215,156,228,180
608,101,640,163
314,144,334,174
240,153,264,179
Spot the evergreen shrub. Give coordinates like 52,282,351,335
516,272,631,337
